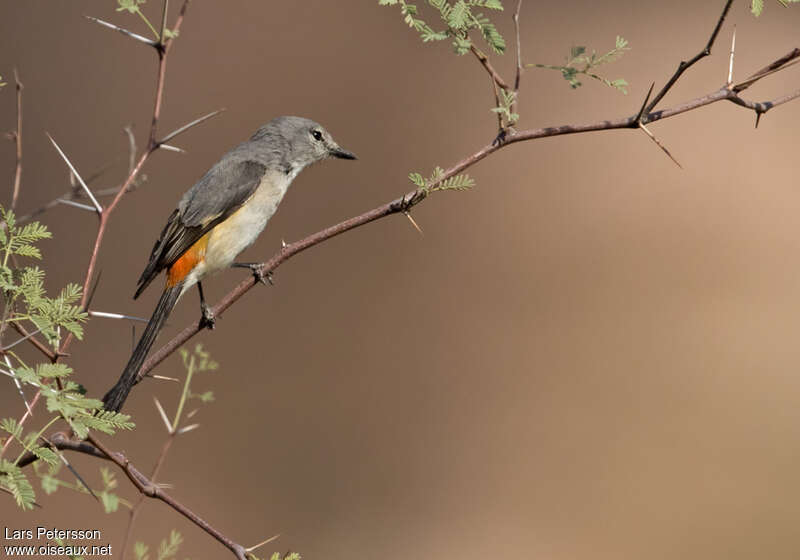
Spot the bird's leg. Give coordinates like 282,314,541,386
197,281,216,330
232,262,273,286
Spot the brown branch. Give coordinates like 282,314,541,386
10,322,57,361
732,47,800,92
469,44,510,90
9,0,196,464
0,389,41,457
10,69,22,211
121,432,175,560
18,431,248,559
86,434,248,560
84,16,159,47
134,49,800,386
58,0,192,358
511,0,523,110
645,0,734,113
19,105,221,227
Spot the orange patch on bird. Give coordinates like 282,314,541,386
167,234,210,287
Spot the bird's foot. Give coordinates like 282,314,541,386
199,302,216,330
232,262,273,286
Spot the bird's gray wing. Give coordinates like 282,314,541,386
134,159,266,298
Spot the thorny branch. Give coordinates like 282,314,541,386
9,1,800,559
19,432,249,560
5,4,260,558
645,0,734,113
137,17,800,387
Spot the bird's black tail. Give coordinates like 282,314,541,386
102,285,183,412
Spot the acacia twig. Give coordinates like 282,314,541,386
84,16,158,47
17,431,249,559
120,428,175,560
86,434,249,560
645,0,734,114
135,47,800,386
10,0,195,455
10,69,22,211
469,44,510,90
511,0,523,116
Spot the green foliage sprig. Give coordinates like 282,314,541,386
134,530,183,560
117,0,178,39
0,207,87,347
528,36,630,93
409,166,475,194
379,0,505,55
0,205,133,510
491,88,519,126
751,0,800,17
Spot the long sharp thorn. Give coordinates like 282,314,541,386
47,134,103,214
727,26,736,86
4,355,32,417
404,211,424,236
1,327,43,352
151,374,180,383
639,123,683,169
153,397,173,433
177,423,200,435
57,199,96,212
89,310,149,323
48,441,97,500
246,535,281,553
159,143,185,153
636,82,655,123
158,108,226,145
84,15,158,47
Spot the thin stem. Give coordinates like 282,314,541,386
171,354,195,432
120,434,175,560
645,0,734,113
13,414,59,465
85,434,248,560
469,45,510,90
136,9,160,40
0,390,40,458
160,0,170,43
136,70,800,385
10,69,22,211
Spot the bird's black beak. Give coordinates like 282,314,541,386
330,146,357,160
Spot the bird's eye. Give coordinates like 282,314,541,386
311,129,323,141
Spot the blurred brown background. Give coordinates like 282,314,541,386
2,1,800,558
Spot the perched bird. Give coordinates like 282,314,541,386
102,116,356,411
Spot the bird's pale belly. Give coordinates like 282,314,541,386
179,173,289,295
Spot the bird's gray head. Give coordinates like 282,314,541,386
250,116,356,173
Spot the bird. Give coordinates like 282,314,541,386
102,116,356,412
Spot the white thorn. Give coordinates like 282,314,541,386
151,375,180,383
727,25,736,86
4,355,32,417
158,143,186,153
89,310,149,323
47,134,103,214
246,534,281,553
84,15,158,46
153,397,173,433
57,199,97,212
177,423,200,435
